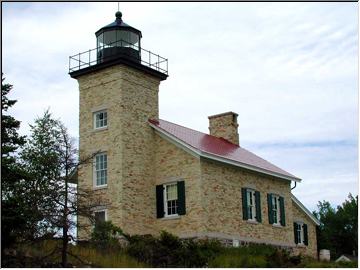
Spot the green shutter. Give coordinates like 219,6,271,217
177,181,186,215
156,185,164,218
241,188,248,220
255,191,262,222
303,224,308,245
294,223,298,244
279,196,286,226
267,194,273,224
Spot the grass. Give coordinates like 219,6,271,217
208,245,358,268
208,245,287,268
17,239,146,267
68,244,146,267
299,258,358,268
12,238,358,268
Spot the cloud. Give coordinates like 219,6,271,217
2,2,358,211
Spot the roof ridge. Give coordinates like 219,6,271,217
157,118,241,147
149,118,300,181
157,119,294,176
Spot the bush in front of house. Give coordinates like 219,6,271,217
90,221,124,250
181,238,222,267
126,231,222,267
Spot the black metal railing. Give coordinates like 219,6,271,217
69,39,168,75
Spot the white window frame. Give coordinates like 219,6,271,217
93,110,108,129
163,182,179,217
94,209,108,222
295,222,305,245
93,153,108,188
246,189,257,221
272,195,281,225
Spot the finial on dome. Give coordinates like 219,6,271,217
115,11,122,22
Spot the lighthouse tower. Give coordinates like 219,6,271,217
69,11,168,238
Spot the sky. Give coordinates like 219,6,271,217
2,2,358,212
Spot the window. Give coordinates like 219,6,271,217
294,222,308,245
164,183,178,216
296,223,303,243
94,153,107,187
272,195,281,225
156,181,186,218
94,209,107,226
94,110,107,129
247,190,256,220
267,194,285,226
242,188,261,222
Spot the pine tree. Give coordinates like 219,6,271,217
1,74,31,253
20,110,107,266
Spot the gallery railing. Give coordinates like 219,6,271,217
69,39,168,75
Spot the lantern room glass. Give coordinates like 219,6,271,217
97,30,140,51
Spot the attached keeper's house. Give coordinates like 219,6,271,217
69,11,320,258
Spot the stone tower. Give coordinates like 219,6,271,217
69,11,168,238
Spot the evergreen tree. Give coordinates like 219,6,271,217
1,74,31,252
20,110,106,266
313,194,358,258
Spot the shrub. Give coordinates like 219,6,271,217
126,234,158,266
127,231,222,267
90,221,123,250
181,238,222,267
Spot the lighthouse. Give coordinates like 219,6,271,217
69,11,168,238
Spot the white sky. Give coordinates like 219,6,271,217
2,2,358,211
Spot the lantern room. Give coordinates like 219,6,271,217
95,11,142,63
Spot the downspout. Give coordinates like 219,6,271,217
291,181,297,190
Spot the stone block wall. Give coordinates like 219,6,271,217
76,64,161,238
200,158,295,247
153,134,205,235
292,200,318,258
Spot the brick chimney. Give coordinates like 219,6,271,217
208,112,239,145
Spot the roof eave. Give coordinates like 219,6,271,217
149,122,301,183
291,194,321,226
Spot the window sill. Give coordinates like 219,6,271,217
161,215,180,220
93,185,108,190
296,243,306,248
92,127,108,133
272,224,283,228
246,219,259,225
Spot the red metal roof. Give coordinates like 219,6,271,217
149,119,300,181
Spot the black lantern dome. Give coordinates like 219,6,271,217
95,12,142,63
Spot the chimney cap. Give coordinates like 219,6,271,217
208,111,238,119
